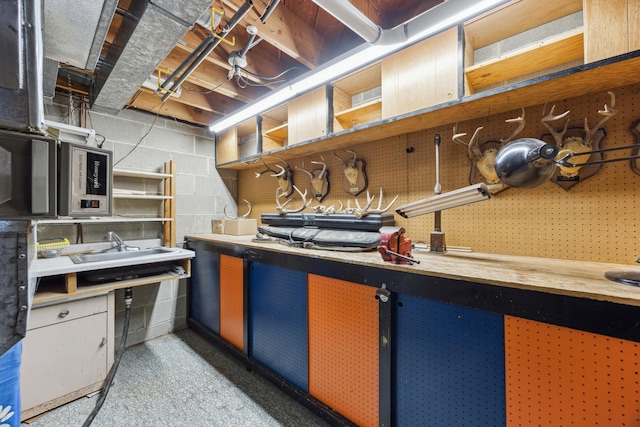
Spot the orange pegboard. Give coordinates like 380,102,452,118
505,316,640,426
307,274,379,427
238,82,640,264
219,254,244,351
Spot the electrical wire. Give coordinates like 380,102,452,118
83,288,133,427
113,101,166,167
239,66,303,81
236,73,288,87
182,78,228,94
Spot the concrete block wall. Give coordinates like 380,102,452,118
45,101,236,347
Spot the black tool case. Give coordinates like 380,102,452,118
260,213,394,231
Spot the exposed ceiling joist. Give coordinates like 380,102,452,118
47,0,441,127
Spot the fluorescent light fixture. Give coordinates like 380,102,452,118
210,43,395,133
43,119,96,145
209,0,510,134
395,183,491,218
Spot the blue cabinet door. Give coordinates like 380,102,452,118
189,248,220,334
249,262,308,392
393,293,505,427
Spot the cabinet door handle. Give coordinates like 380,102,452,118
58,309,70,318
101,337,108,347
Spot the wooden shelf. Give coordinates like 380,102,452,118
465,28,584,91
263,122,289,142
463,0,583,50
33,263,191,305
113,193,173,200
216,51,640,170
113,168,172,179
33,217,172,225
334,98,382,129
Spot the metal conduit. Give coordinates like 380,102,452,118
160,0,254,102
311,0,381,43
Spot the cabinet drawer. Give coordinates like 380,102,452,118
28,294,108,331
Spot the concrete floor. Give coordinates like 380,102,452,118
22,328,331,427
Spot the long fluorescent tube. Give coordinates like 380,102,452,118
209,0,511,134
395,183,491,218
210,43,395,133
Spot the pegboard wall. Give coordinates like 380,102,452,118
505,316,640,426
238,82,640,264
307,274,379,427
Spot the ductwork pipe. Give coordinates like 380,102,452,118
312,0,381,43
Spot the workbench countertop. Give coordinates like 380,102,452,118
187,233,640,307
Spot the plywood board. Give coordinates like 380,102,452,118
584,0,629,62
465,0,582,49
288,86,329,144
382,27,458,119
215,127,238,164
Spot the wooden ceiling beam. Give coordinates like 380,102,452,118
135,83,244,116
159,49,269,103
221,0,322,69
177,28,302,87
127,90,220,126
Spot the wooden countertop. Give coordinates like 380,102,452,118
187,233,640,307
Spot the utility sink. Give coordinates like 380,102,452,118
68,247,173,264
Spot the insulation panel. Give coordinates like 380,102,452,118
308,274,379,427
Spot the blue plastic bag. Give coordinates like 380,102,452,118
0,341,21,427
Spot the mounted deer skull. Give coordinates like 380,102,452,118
452,108,525,191
542,91,618,179
296,155,329,202
255,157,293,197
334,149,367,196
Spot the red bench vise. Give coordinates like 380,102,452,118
378,226,419,265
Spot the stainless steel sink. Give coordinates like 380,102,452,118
69,247,173,264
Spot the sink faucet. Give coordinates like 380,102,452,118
106,231,139,252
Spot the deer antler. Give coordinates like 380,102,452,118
275,185,311,214
354,191,375,218
353,188,399,218
333,149,358,167
273,164,288,177
584,91,617,147
500,108,526,143
368,188,398,214
310,154,327,179
453,123,484,160
295,161,314,179
255,159,278,178
223,199,252,219
541,102,570,148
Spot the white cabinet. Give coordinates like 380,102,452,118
20,293,114,420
